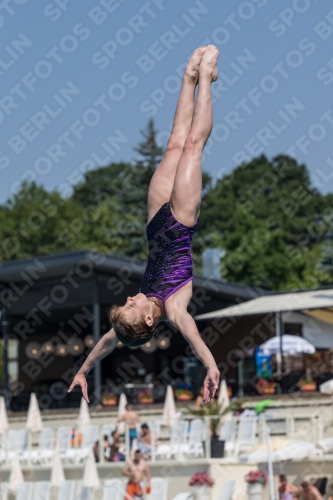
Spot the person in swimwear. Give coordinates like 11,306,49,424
278,475,298,500
68,45,220,404
117,404,140,448
296,482,323,500
122,449,151,500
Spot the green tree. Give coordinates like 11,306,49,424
194,155,333,290
134,117,164,170
77,195,146,258
0,181,144,262
0,182,84,261
2,140,333,293
72,119,165,257
71,162,133,208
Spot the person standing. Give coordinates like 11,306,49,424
296,481,323,500
117,404,140,448
138,423,155,460
110,430,125,462
278,475,298,499
122,449,151,500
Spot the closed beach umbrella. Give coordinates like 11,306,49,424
117,393,128,435
260,334,315,355
217,380,230,414
51,449,65,487
26,393,43,433
83,448,100,488
0,397,9,435
8,454,24,493
162,385,177,427
77,397,91,434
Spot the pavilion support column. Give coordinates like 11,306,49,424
275,311,283,384
92,274,102,405
1,303,10,410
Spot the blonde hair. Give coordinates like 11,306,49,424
108,304,158,347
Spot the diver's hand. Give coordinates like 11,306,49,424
68,372,89,403
203,366,220,404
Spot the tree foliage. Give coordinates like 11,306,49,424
195,154,333,289
71,119,164,257
0,120,333,291
0,182,84,261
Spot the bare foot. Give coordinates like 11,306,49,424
200,44,219,82
184,47,207,85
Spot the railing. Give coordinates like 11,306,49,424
259,411,324,442
0,410,326,468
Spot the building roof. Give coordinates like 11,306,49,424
0,250,143,283
0,250,263,300
195,288,333,321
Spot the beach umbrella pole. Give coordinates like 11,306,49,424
151,423,156,463
275,312,283,386
205,416,210,459
1,304,10,410
27,430,32,467
266,428,275,500
5,431,9,467
125,424,130,461
99,427,104,464
237,359,244,397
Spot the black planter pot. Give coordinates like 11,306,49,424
211,439,224,458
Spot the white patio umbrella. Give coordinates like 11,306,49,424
50,449,65,487
117,393,128,435
274,440,319,461
217,380,230,414
239,437,290,462
77,397,91,434
0,396,9,435
162,385,177,427
83,448,100,488
26,393,43,433
8,454,24,494
260,334,315,355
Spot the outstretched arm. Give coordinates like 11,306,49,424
67,328,118,402
172,311,220,404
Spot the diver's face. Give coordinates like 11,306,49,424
121,293,152,325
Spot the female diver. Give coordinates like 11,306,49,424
68,45,220,404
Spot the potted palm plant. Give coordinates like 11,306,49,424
186,400,246,457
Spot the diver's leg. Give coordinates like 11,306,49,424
170,45,218,227
147,47,207,223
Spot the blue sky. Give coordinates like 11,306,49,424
1,0,333,204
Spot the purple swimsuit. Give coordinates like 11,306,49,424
139,202,198,318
